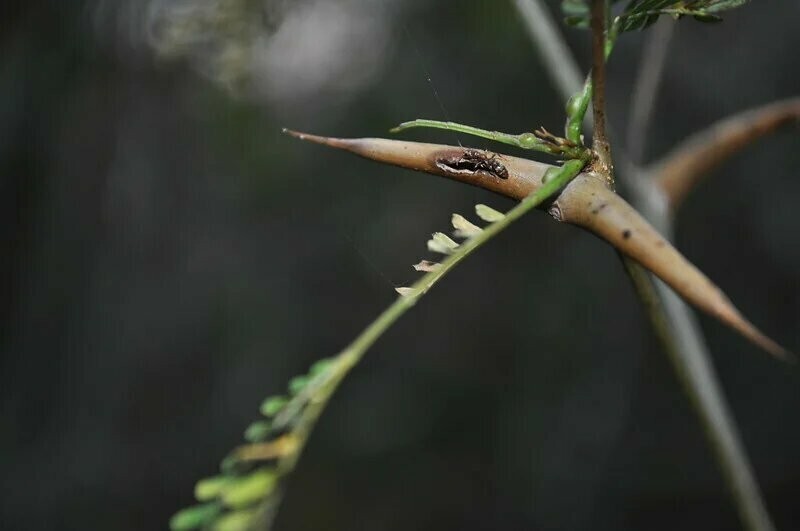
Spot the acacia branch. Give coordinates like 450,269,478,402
492,7,781,531
590,0,612,175
231,145,585,529
510,6,781,531
650,97,800,208
172,136,589,531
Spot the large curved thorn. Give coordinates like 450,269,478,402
285,130,792,360
283,129,550,200
552,173,790,360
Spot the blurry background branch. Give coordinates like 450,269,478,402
512,0,584,103
626,18,675,165
650,97,800,209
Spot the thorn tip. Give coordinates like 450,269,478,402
282,129,341,147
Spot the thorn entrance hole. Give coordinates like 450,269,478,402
436,149,509,179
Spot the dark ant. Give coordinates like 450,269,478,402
438,149,509,179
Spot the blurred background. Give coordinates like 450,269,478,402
1,1,799,530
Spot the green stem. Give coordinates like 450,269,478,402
564,19,619,145
565,76,593,144
276,157,587,478
390,119,587,159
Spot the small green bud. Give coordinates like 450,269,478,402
309,358,334,377
211,509,258,531
221,468,277,508
518,132,539,149
566,93,581,117
195,476,233,501
219,454,240,474
169,503,221,530
244,420,272,443
259,396,288,417
288,375,310,395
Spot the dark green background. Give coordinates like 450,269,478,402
2,1,798,530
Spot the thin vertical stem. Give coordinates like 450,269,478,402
590,0,612,175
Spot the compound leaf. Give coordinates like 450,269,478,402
561,0,749,33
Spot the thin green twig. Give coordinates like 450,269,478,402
174,158,585,531
390,119,589,159
564,18,618,145
565,76,593,144
269,157,587,481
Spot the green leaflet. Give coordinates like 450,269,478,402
170,357,340,530
169,503,222,530
259,396,288,417
562,0,750,32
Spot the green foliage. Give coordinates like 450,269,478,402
562,0,749,31
195,476,234,501
219,469,278,508
259,396,288,417
169,173,586,530
392,119,591,159
287,375,311,395
170,358,337,530
243,421,271,443
213,509,261,531
170,503,222,531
